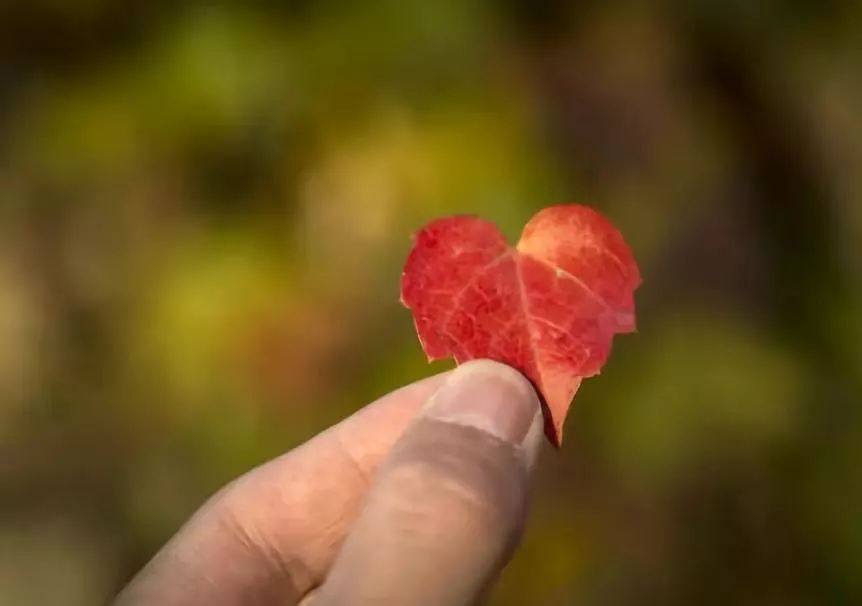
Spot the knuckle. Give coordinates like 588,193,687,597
378,427,528,542
208,484,303,584
390,459,498,520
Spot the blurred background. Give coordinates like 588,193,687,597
1,1,860,604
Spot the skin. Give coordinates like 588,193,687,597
114,359,545,606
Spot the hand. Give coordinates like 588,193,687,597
114,360,544,606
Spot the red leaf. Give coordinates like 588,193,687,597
400,204,641,446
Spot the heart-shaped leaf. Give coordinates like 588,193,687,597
400,204,641,445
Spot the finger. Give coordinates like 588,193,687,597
314,360,544,606
115,371,450,606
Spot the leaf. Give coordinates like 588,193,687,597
400,204,642,446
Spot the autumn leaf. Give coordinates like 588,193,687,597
400,204,642,446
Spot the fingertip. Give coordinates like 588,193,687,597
422,359,542,447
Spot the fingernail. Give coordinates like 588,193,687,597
422,360,541,444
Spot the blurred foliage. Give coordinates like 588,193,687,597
1,1,861,604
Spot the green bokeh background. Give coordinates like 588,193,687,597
1,1,861,604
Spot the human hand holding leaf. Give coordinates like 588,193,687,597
401,204,641,445
116,206,638,606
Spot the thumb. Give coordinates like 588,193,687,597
313,360,544,606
